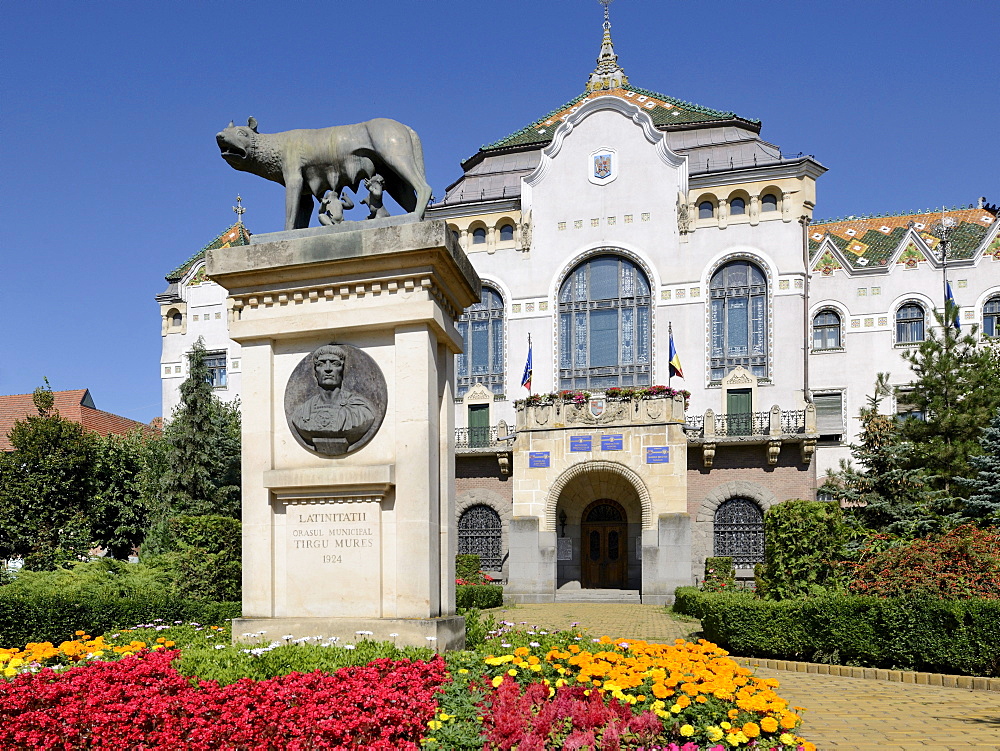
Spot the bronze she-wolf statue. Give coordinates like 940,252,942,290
216,117,432,230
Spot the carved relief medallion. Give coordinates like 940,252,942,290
284,343,387,456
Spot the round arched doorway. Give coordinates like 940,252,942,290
581,499,627,589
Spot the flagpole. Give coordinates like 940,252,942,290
668,322,673,390
528,333,532,397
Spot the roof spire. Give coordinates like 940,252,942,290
587,0,628,93
232,194,245,224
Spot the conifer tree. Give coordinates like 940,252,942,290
958,407,1000,525
822,373,940,537
158,338,241,520
898,302,1000,513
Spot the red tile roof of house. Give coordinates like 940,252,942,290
0,389,157,451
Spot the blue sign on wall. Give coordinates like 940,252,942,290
570,435,592,452
601,434,623,451
645,446,670,464
529,452,551,468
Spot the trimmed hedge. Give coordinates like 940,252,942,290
673,587,1000,676
456,584,504,610
0,591,240,648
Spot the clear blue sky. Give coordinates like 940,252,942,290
3,1,997,422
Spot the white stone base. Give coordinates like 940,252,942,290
232,616,466,651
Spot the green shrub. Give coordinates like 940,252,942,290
145,515,241,601
0,588,239,648
679,588,1000,676
757,499,848,599
459,607,499,650
702,557,736,592
3,559,172,599
456,583,503,610
456,554,482,582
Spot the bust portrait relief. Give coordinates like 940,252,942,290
284,344,387,456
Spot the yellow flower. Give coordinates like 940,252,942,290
680,724,694,737
720,722,732,730
438,713,451,721
3,667,15,677
458,668,469,674
491,675,504,687
726,731,749,746
670,703,682,714
779,734,795,746
760,716,779,733
507,669,517,676
427,720,442,730
707,726,724,742
742,722,760,738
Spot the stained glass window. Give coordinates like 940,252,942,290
713,498,764,568
457,286,505,396
984,296,1000,338
709,260,768,381
557,255,651,390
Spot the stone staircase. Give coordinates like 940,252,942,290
554,589,642,604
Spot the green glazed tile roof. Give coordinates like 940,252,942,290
477,84,760,155
808,206,997,269
165,222,251,282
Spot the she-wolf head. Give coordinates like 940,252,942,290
216,117,259,165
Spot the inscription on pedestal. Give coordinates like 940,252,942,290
285,500,381,617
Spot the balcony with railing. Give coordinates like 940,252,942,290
684,405,817,467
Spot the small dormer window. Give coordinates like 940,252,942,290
699,201,715,220
472,228,487,244
499,223,515,242
730,197,746,215
761,194,778,212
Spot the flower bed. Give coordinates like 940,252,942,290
0,619,813,750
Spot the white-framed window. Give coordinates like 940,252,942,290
896,303,925,343
812,309,842,350
983,295,1000,338
205,351,228,389
457,286,505,397
710,260,768,381
558,254,652,390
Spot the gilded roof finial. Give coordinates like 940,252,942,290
232,194,246,224
587,0,628,93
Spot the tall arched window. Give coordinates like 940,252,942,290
710,260,768,381
812,309,842,350
896,303,925,344
983,296,1000,338
457,286,505,396
458,504,502,571
730,197,746,215
713,498,764,568
558,254,651,390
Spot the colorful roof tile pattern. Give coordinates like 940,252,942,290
0,390,157,452
809,206,997,270
477,85,760,155
165,222,251,282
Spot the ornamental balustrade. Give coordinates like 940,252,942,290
685,404,817,468
515,393,687,432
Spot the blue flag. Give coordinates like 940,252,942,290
521,341,532,391
946,281,961,331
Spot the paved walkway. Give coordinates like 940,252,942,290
491,603,1000,750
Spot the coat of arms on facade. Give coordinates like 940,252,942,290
589,398,606,418
593,153,613,180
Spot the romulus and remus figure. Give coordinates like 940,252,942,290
216,117,432,230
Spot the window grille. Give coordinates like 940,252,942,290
713,498,764,568
457,287,505,397
710,261,768,380
557,255,651,390
457,504,502,570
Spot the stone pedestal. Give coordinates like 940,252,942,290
207,218,479,650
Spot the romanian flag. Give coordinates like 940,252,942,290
946,281,961,331
521,339,533,391
669,329,684,379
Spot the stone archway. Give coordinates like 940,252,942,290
548,462,649,591
691,480,778,581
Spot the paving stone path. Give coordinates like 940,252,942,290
491,603,1000,750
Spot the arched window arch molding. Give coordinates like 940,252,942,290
758,185,783,212
807,299,850,321
695,193,719,221
549,244,660,389
692,481,777,577
544,460,653,532
456,491,511,573
811,306,845,350
726,190,751,217
495,216,518,241
891,296,933,345
701,249,777,384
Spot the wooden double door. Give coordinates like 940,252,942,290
581,499,627,589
